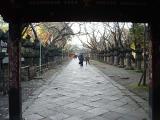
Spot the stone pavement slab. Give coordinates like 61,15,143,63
23,59,149,120
91,60,149,101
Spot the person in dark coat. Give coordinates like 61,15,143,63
78,53,84,66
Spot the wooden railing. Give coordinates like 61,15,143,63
0,56,69,94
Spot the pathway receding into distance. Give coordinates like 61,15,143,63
23,59,149,120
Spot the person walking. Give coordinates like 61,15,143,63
85,54,90,65
78,53,84,67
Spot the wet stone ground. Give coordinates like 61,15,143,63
0,59,149,120
91,60,149,101
0,61,69,120
23,59,149,120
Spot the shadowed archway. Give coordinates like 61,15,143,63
0,0,160,120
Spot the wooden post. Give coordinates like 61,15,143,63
150,22,160,120
8,22,22,120
28,66,30,81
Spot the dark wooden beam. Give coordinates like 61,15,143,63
0,0,156,22
8,21,22,120
150,22,160,120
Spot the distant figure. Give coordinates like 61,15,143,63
85,55,90,65
78,53,84,66
74,54,77,59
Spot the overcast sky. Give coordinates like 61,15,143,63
70,22,131,48
70,22,105,47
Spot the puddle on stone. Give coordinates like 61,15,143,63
54,87,59,89
108,75,114,77
120,77,129,79
96,76,102,77
96,82,103,84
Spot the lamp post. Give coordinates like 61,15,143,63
34,39,42,77
62,48,63,59
62,48,65,60
39,40,42,75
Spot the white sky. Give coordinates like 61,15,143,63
70,22,131,48
70,22,105,47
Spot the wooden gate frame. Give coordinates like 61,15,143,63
0,1,160,120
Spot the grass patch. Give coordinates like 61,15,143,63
128,83,149,92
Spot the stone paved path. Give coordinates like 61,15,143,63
23,59,149,120
90,60,148,101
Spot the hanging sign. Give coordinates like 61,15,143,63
0,40,7,48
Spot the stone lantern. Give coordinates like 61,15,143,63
135,44,143,71
113,46,120,66
0,30,8,94
125,47,134,70
106,50,109,64
21,35,34,66
118,47,125,68
111,48,115,65
33,39,41,65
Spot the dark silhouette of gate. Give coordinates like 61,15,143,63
0,0,160,120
